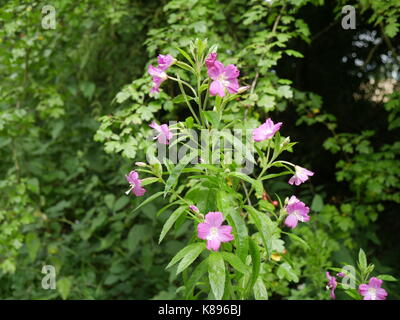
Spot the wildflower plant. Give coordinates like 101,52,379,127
122,39,323,300
125,39,396,300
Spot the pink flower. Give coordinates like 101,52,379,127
149,122,173,145
252,118,282,142
205,52,217,69
189,205,199,213
197,212,234,251
157,54,175,71
148,65,167,93
359,277,388,300
326,272,337,299
148,54,174,93
288,165,314,186
284,196,310,229
125,171,146,196
205,53,240,97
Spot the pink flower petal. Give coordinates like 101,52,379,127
207,238,221,251
204,212,224,227
197,222,211,240
210,80,226,97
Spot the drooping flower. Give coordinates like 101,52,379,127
148,54,175,93
252,118,282,142
125,171,146,196
205,53,240,97
359,277,388,300
288,165,314,186
157,54,175,71
148,65,168,93
284,196,310,229
189,205,199,213
197,212,234,251
149,122,173,145
326,272,337,299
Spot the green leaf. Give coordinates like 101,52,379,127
175,61,195,73
216,191,248,262
172,94,195,104
284,232,310,250
358,248,367,270
185,116,194,129
311,194,324,212
185,258,209,298
176,47,195,66
57,277,72,300
113,196,130,212
177,243,205,274
208,252,226,300
131,191,163,214
245,238,260,296
203,111,220,128
159,207,186,243
377,274,398,282
140,177,160,186
228,172,263,198
126,224,147,253
26,233,40,262
164,153,196,197
253,276,268,300
104,194,115,210
344,288,361,300
166,243,205,269
277,262,299,283
221,252,250,274
244,205,273,258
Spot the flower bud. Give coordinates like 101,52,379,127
238,85,250,94
135,162,147,167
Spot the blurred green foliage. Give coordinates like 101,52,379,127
0,0,399,299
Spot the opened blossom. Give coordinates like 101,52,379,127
284,196,310,229
359,277,388,300
252,118,282,142
149,122,173,145
148,54,174,93
288,165,314,186
125,171,146,196
205,53,240,97
326,272,337,299
197,212,234,251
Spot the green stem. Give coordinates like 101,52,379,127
176,74,201,125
